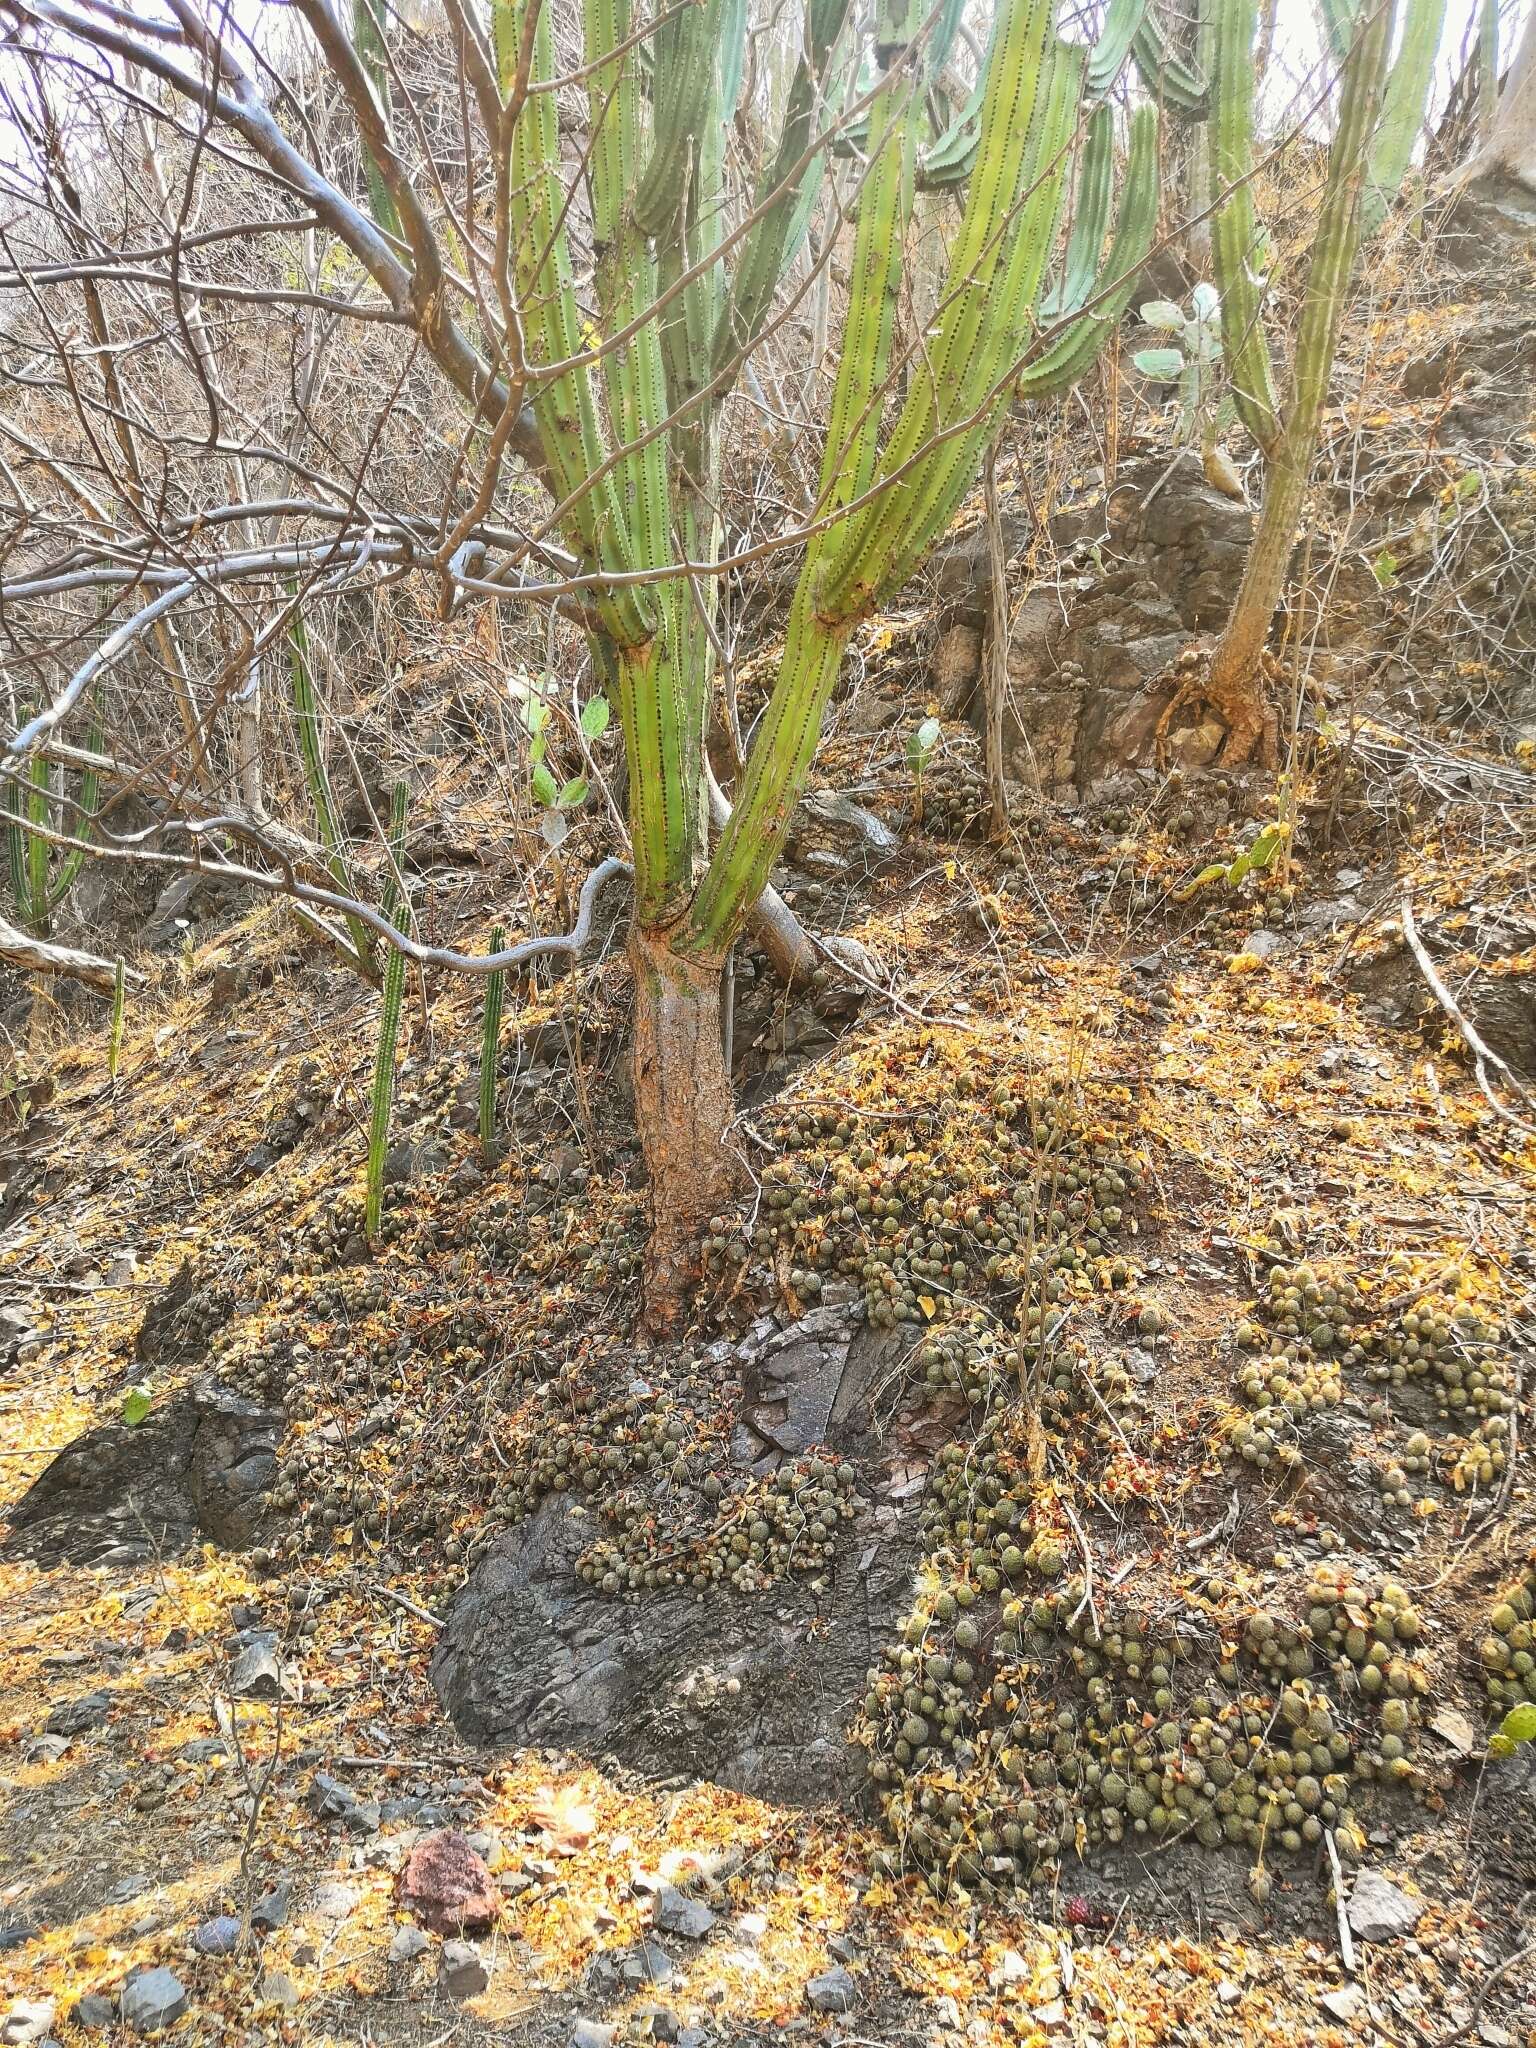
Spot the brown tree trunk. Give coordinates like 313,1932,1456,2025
629,924,741,1337
1204,443,1309,765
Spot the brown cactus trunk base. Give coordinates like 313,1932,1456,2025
629,924,741,1339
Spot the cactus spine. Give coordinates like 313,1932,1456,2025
365,783,409,1244
479,926,506,1160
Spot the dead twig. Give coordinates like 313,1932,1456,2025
1401,895,1533,1131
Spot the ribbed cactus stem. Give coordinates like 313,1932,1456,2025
1037,102,1116,321
1019,104,1160,399
479,925,506,1159
1361,0,1448,236
351,0,403,239
683,0,1145,959
633,0,721,234
288,609,375,975
1209,0,1282,455
1205,0,1397,759
365,783,409,1244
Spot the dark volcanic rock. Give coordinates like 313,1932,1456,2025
433,1485,917,1805
4,1382,283,1566
399,1831,498,1935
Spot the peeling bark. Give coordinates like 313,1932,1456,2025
630,926,742,1335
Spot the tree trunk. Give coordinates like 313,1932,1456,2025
1203,445,1307,764
629,924,740,1337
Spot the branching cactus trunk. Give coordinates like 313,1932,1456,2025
481,0,1160,1328
1201,0,1417,762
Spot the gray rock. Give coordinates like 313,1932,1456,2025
310,1882,360,1922
228,1640,285,1700
432,1363,917,1808
179,1738,227,1763
1239,929,1282,959
1346,1870,1426,1941
1320,1986,1366,2022
570,2023,617,2048
189,1916,242,1955
0,1925,38,1953
44,1691,111,1736
388,1926,430,1963
653,1887,716,1941
308,1772,380,1833
120,1967,188,2032
805,1965,857,2014
439,1940,490,1999
621,1940,675,1988
638,2011,680,2045
251,1883,290,1932
256,1971,298,2009
72,1996,115,2032
1,2000,55,2045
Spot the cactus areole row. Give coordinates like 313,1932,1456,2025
483,0,1160,1325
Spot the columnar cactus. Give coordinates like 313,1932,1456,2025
458,0,1163,1316
1192,0,1442,762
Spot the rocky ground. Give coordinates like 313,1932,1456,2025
2,215,1535,2048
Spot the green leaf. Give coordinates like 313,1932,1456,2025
1139,299,1185,330
908,716,942,770
1190,281,1220,320
1133,347,1185,380
1246,824,1287,872
122,1384,153,1427
557,776,588,807
579,694,611,739
1372,548,1399,587
531,763,558,808
1502,1703,1536,1745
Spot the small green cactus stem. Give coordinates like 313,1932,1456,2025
632,0,722,234
365,783,410,1244
1209,0,1283,456
287,608,375,976
42,729,99,918
711,0,854,379
813,19,923,540
1087,0,1149,98
498,0,650,649
1037,102,1116,321
479,924,506,1159
1361,0,1448,236
351,0,403,240
815,10,1086,620
1018,104,1160,399
5,745,66,937
108,956,125,1082
685,1,1115,956
1316,0,1359,64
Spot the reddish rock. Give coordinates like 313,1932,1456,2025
399,1831,498,1935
